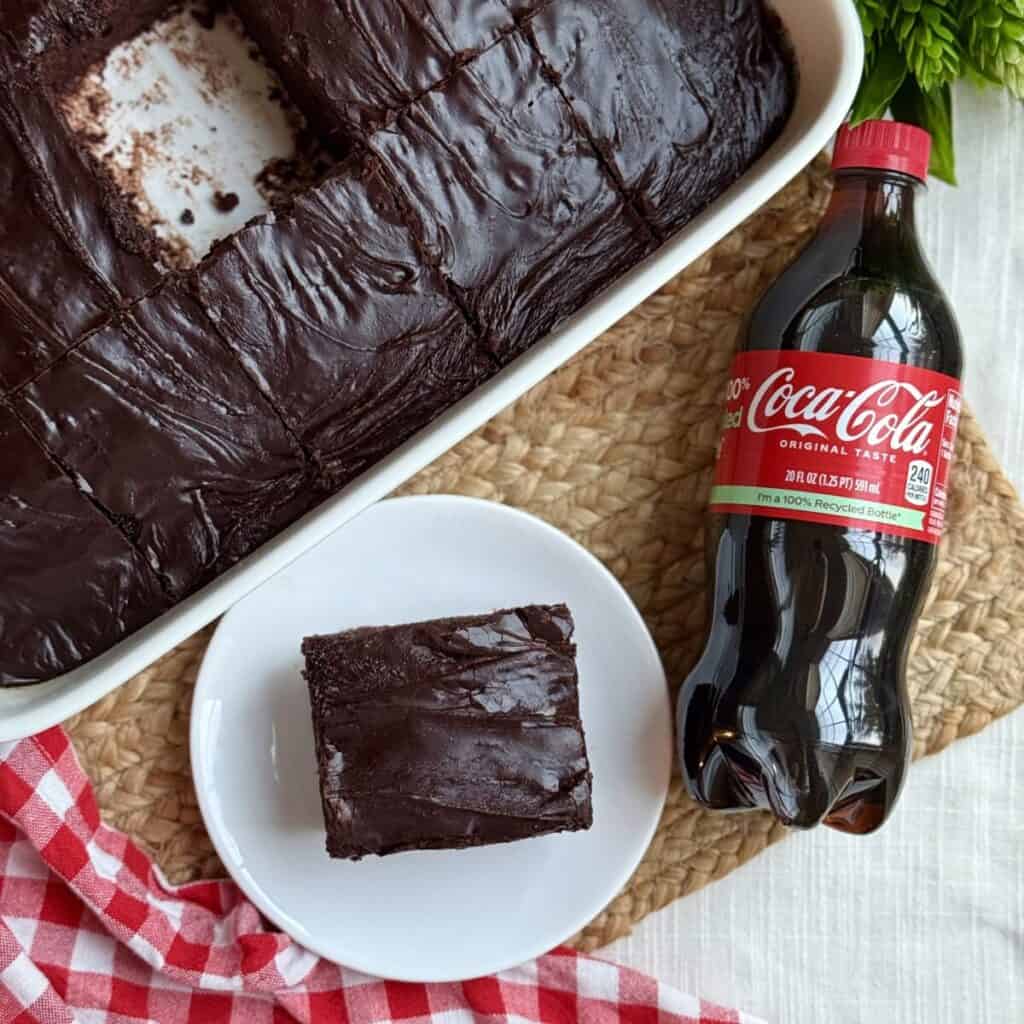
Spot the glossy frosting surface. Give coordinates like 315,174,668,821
0,81,160,395
303,604,593,859
13,282,313,601
0,1,114,76
232,0,517,147
0,405,169,686
372,33,657,363
196,157,490,489
527,0,795,237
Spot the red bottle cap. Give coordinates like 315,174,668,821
831,120,932,182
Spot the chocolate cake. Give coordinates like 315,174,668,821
0,80,161,395
13,280,314,603
524,0,795,238
193,156,492,489
231,0,521,149
0,405,170,687
0,0,795,685
302,604,592,859
369,32,658,363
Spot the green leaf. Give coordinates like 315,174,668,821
851,39,909,123
964,0,1024,96
979,6,1004,28
890,78,957,184
854,0,892,38
964,54,1007,86
1002,18,1024,41
892,0,963,91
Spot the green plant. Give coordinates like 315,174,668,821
851,0,1024,184
965,1,1024,97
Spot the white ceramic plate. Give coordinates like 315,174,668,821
190,495,672,982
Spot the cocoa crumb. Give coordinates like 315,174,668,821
115,47,145,79
169,47,232,98
59,69,112,139
180,208,195,225
213,190,240,212
86,90,108,120
139,78,170,107
254,128,335,208
158,234,195,272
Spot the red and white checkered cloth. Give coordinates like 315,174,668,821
0,729,763,1024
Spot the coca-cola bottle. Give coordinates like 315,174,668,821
677,121,964,833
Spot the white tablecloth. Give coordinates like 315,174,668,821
610,85,1024,1024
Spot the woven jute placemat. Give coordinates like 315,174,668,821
65,156,1024,951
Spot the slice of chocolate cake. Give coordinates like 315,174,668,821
302,604,593,860
233,0,517,148
0,81,161,394
524,0,795,238
0,403,170,686
369,32,657,366
12,281,314,601
194,155,492,491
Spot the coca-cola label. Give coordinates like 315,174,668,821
711,350,962,543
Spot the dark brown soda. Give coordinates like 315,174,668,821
677,168,963,833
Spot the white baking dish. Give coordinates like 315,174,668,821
0,0,863,740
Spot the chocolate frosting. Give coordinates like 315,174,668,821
0,1,112,77
371,33,658,364
13,281,314,601
526,0,796,238
0,405,169,686
0,81,160,395
194,156,491,490
231,0,510,149
303,604,592,859
233,0,522,149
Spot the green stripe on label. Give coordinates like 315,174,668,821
710,485,925,531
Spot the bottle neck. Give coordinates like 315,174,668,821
819,169,926,276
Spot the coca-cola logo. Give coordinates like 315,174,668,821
745,368,945,455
